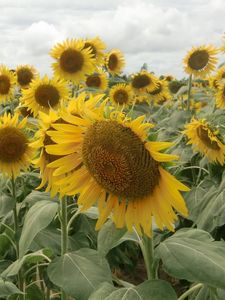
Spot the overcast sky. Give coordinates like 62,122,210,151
0,0,224,78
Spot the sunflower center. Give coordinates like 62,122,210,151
19,107,33,118
149,83,162,95
0,127,28,162
132,75,151,89
113,90,129,104
197,126,220,150
86,75,101,88
0,75,10,94
17,68,33,86
84,42,97,57
60,49,84,73
188,50,209,70
108,54,118,71
82,121,160,199
35,84,60,108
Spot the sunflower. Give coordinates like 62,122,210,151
215,65,225,82
215,81,225,109
0,113,33,177
183,45,218,78
50,39,96,83
20,75,69,117
45,100,189,236
83,37,106,66
0,65,16,104
16,65,38,89
31,110,65,197
147,80,171,104
105,49,125,75
221,33,225,53
168,80,183,94
184,118,225,164
109,84,133,107
131,71,158,93
85,72,108,91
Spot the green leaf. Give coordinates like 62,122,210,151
23,190,57,206
88,282,117,300
0,194,14,218
156,228,225,289
48,248,112,300
97,220,127,257
0,279,23,296
189,285,225,300
19,200,58,257
25,284,45,300
105,280,177,300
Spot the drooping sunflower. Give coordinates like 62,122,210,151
16,65,38,89
83,37,106,66
215,81,225,109
45,101,189,236
105,49,125,75
20,75,69,117
130,70,158,93
109,83,133,107
0,65,16,104
0,113,33,177
147,80,171,104
183,45,218,78
85,72,108,91
50,39,96,83
31,110,65,197
184,118,225,164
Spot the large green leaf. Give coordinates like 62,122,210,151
0,279,23,296
156,228,225,289
97,220,126,257
88,282,117,300
189,285,225,300
186,173,225,232
104,280,176,300
47,248,112,300
0,194,14,218
19,200,58,257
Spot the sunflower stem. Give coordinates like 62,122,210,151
60,196,68,300
187,74,192,111
178,283,203,300
11,176,24,297
140,229,156,280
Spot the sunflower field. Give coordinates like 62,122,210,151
0,33,224,300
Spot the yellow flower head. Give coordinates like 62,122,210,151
50,39,96,83
45,96,189,236
131,70,158,93
20,75,69,117
83,37,106,65
215,81,225,109
105,49,125,75
147,79,171,104
16,64,38,89
0,65,16,104
0,113,33,177
183,45,218,78
109,83,133,107
85,71,108,91
184,118,225,164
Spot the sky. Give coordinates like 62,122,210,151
0,0,224,79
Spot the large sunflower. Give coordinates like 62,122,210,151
16,65,38,89
85,72,108,91
109,83,133,107
131,71,158,93
215,81,225,109
184,118,225,164
0,65,16,104
183,45,218,78
0,113,33,177
83,37,106,66
50,39,96,83
20,75,69,117
45,101,189,236
147,79,171,104
105,49,125,75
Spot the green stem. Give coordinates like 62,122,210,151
60,197,68,300
139,228,156,280
11,176,23,297
187,74,192,111
178,283,203,300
